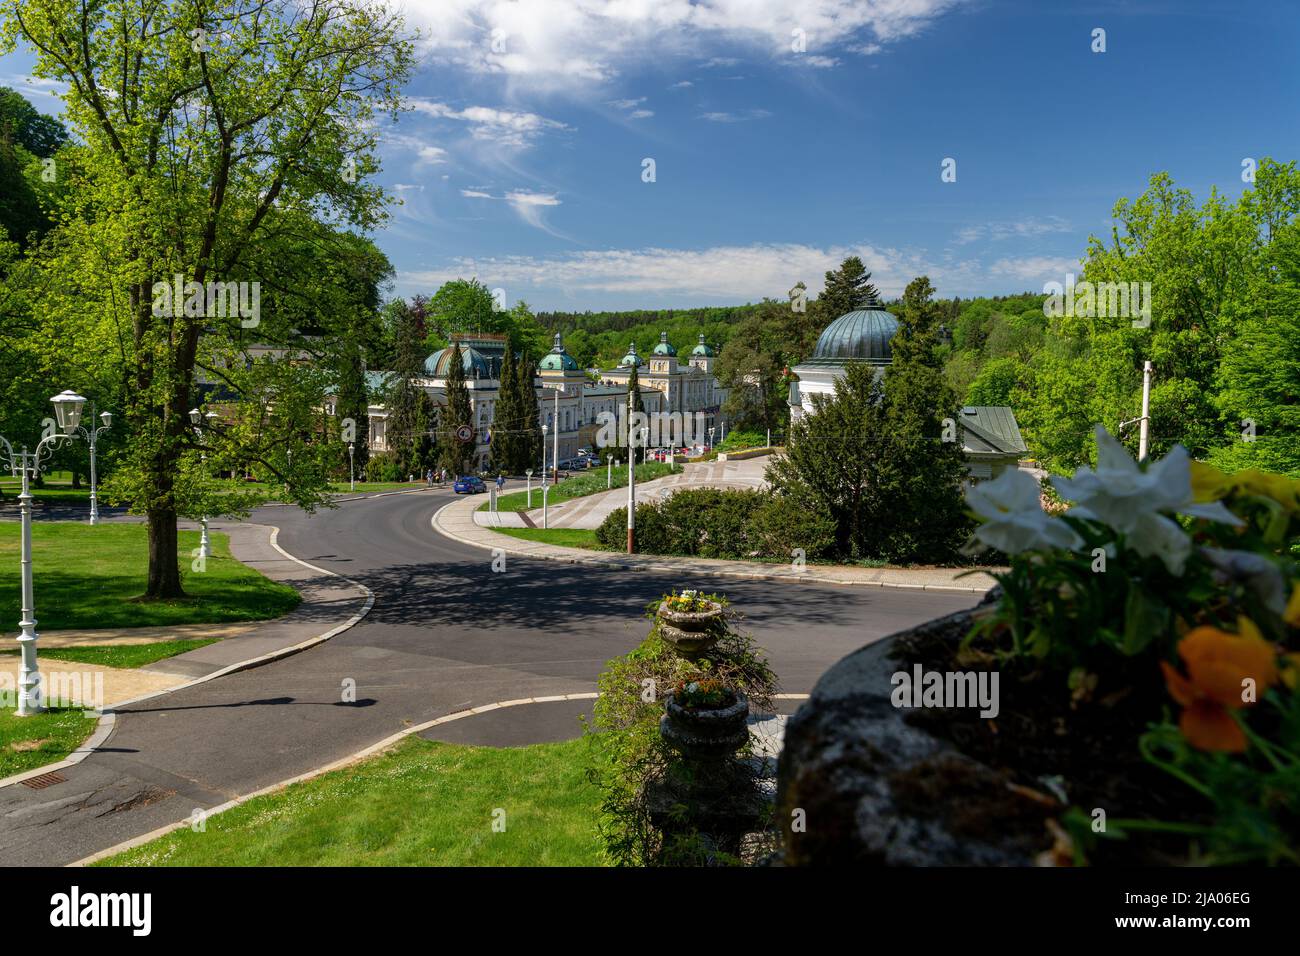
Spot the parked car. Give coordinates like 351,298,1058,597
453,475,487,494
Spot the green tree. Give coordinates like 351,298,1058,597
438,343,474,475
716,305,788,440
2,0,414,596
0,86,69,156
384,302,430,477
871,276,972,562
817,255,880,320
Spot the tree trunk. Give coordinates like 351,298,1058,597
146,508,184,598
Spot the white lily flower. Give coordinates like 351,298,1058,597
966,468,1083,555
1051,426,1242,574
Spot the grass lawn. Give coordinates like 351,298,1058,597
0,523,299,632
493,527,600,549
484,461,675,514
0,638,218,669
98,735,606,866
0,470,90,503
0,706,98,779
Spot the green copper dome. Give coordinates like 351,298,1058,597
811,308,899,366
691,333,715,357
652,331,677,356
620,342,643,367
426,344,491,378
538,333,579,371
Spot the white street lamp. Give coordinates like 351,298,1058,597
540,423,549,480
72,406,112,525
525,468,533,508
189,408,217,559
348,442,356,491
1,390,88,714
607,453,613,490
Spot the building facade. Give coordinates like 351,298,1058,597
367,330,727,473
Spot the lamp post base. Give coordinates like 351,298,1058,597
15,631,43,716
627,527,634,554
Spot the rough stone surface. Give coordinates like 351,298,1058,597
776,596,1053,866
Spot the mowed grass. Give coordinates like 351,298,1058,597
493,527,600,549
99,736,606,867
0,706,98,778
0,638,218,669
0,470,90,503
0,523,299,632
484,461,675,514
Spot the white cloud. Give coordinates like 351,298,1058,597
955,216,1072,245
989,255,1081,284
408,98,570,148
401,0,965,88
629,109,655,120
607,97,646,110
401,241,968,301
671,80,694,88
393,183,425,192
800,55,841,68
417,145,449,165
699,108,772,122
458,187,564,235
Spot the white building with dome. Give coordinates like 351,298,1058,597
789,303,1028,479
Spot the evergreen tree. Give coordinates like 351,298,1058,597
819,255,880,319
438,343,475,475
870,276,972,562
335,338,371,478
386,303,429,477
618,361,648,464
766,363,886,558
490,345,521,472
516,358,543,474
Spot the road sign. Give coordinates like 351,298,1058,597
455,425,473,443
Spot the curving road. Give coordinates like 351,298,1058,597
0,488,979,865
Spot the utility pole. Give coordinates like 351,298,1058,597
1138,360,1152,461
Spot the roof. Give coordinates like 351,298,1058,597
959,406,1028,456
619,342,643,367
812,308,899,365
691,333,715,357
425,345,492,378
539,332,580,371
652,331,677,356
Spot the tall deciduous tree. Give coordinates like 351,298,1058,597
1,0,414,596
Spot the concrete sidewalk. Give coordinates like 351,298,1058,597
438,495,999,593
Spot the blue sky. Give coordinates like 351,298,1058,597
3,0,1298,310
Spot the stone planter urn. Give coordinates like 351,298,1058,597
660,690,751,760
656,595,725,660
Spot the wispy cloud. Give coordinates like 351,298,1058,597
989,255,1081,284
460,187,566,237
955,216,1073,245
400,241,985,302
408,99,570,148
699,108,772,123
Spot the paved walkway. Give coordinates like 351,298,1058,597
441,494,998,592
522,457,770,530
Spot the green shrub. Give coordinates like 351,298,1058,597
586,594,779,866
595,503,671,554
365,453,404,483
751,492,836,559
660,487,765,558
717,429,766,452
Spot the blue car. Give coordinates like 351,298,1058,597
453,476,486,494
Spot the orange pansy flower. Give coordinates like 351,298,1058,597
1160,618,1279,753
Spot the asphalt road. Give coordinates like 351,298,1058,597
0,488,979,866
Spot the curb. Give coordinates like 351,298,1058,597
0,525,375,793
432,499,996,593
72,690,812,866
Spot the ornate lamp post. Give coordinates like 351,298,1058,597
73,407,112,525
525,468,534,508
189,408,217,559
607,453,614,490
541,423,549,480
1,390,88,715
348,442,356,491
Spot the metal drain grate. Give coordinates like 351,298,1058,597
21,770,67,790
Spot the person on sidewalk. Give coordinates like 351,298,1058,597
496,474,505,493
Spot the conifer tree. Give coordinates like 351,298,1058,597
819,255,880,319
438,343,475,475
